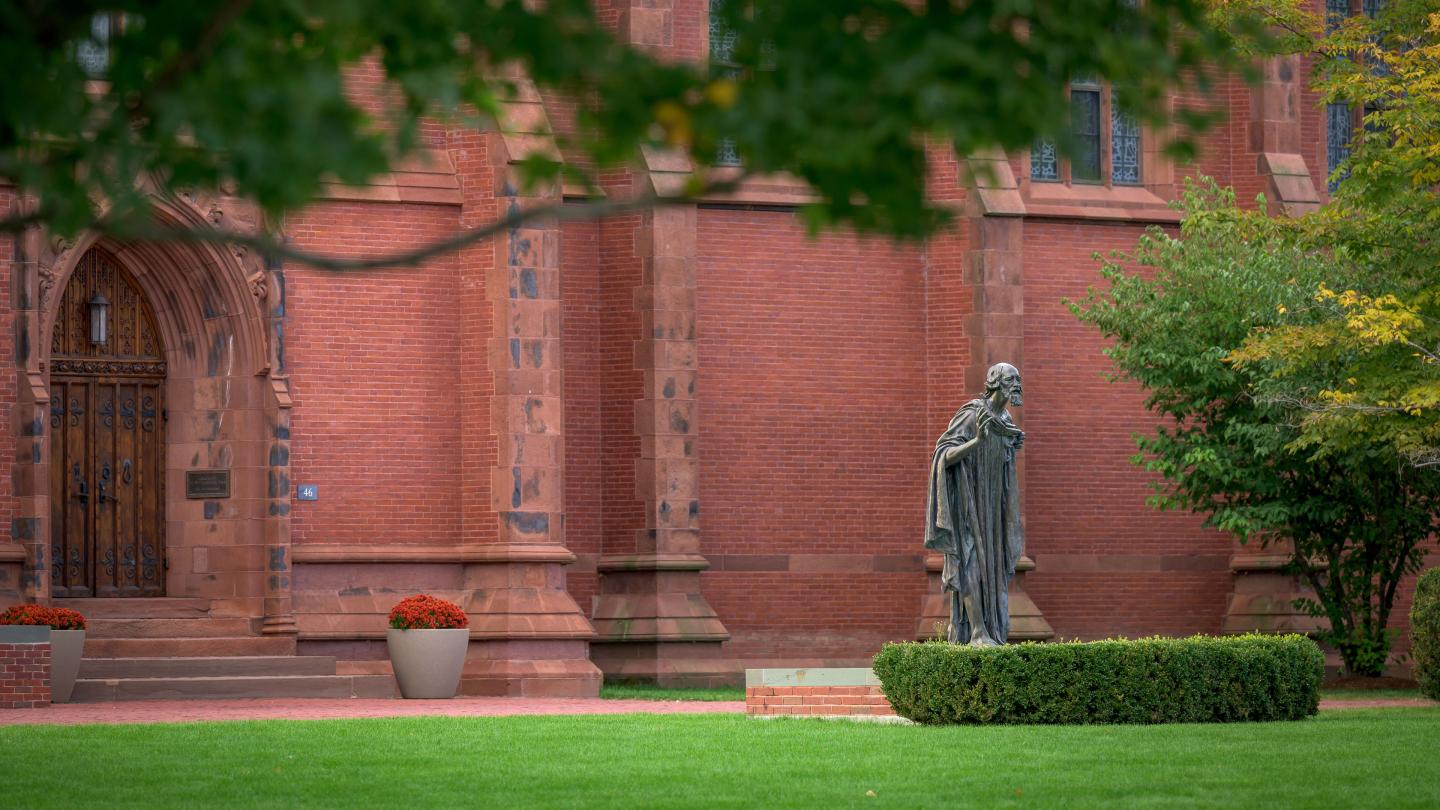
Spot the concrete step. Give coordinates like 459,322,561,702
71,674,397,702
85,617,256,639
79,655,337,679
83,636,295,658
53,598,212,619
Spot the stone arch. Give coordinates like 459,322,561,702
35,196,270,382
13,192,295,637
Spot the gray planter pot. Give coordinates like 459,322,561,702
49,629,85,703
0,625,50,643
386,627,469,699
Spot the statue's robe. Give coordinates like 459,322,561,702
924,399,1023,644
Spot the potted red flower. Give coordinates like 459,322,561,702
0,604,87,703
386,594,469,699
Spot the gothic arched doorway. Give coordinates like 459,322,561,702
48,247,166,597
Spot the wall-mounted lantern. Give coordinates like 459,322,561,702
88,292,109,345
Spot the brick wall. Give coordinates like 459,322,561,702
1021,218,1233,639
284,201,465,547
4,7,1429,675
0,641,50,709
695,208,929,662
562,214,602,610
0,192,17,548
597,209,645,562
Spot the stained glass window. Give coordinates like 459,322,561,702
76,14,114,77
1070,88,1102,183
709,0,742,166
1030,74,1146,187
1362,0,1383,18
1031,139,1059,181
1327,102,1353,191
1111,108,1141,185
1326,0,1352,27
716,137,741,167
709,0,737,65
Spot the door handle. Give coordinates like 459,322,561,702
72,465,87,505
97,463,119,505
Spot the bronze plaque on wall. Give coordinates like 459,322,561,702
185,470,231,499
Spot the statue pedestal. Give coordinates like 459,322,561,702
917,553,1053,642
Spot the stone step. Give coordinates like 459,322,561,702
83,636,295,658
79,655,337,679
71,674,397,702
53,598,212,619
85,617,256,639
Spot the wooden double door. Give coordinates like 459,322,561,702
49,248,167,597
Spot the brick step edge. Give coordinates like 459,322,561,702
70,674,397,702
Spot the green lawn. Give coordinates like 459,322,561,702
5,709,1439,808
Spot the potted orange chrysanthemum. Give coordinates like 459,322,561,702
386,594,469,699
0,604,87,702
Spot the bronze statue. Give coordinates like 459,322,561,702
924,363,1025,646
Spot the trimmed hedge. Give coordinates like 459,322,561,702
1413,569,1440,701
873,634,1323,725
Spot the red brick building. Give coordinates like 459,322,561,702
0,1,1425,697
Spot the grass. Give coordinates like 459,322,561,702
4,709,1439,808
600,682,744,701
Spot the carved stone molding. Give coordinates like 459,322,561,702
247,270,268,301
50,359,167,378
35,234,75,311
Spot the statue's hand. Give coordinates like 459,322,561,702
1012,431,1025,451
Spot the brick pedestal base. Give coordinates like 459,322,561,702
744,667,896,718
0,628,51,709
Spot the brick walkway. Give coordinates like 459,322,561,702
0,698,745,726
1319,698,1436,710
0,697,1429,727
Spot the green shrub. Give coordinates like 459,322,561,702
872,634,1323,725
1412,569,1440,701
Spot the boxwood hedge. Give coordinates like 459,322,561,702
1412,568,1440,701
873,634,1323,725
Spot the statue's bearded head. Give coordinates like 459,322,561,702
984,362,1023,407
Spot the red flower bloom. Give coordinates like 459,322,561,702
47,607,87,630
388,594,469,630
0,604,51,626
0,604,87,629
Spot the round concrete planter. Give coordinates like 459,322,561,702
48,629,85,703
386,628,468,699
